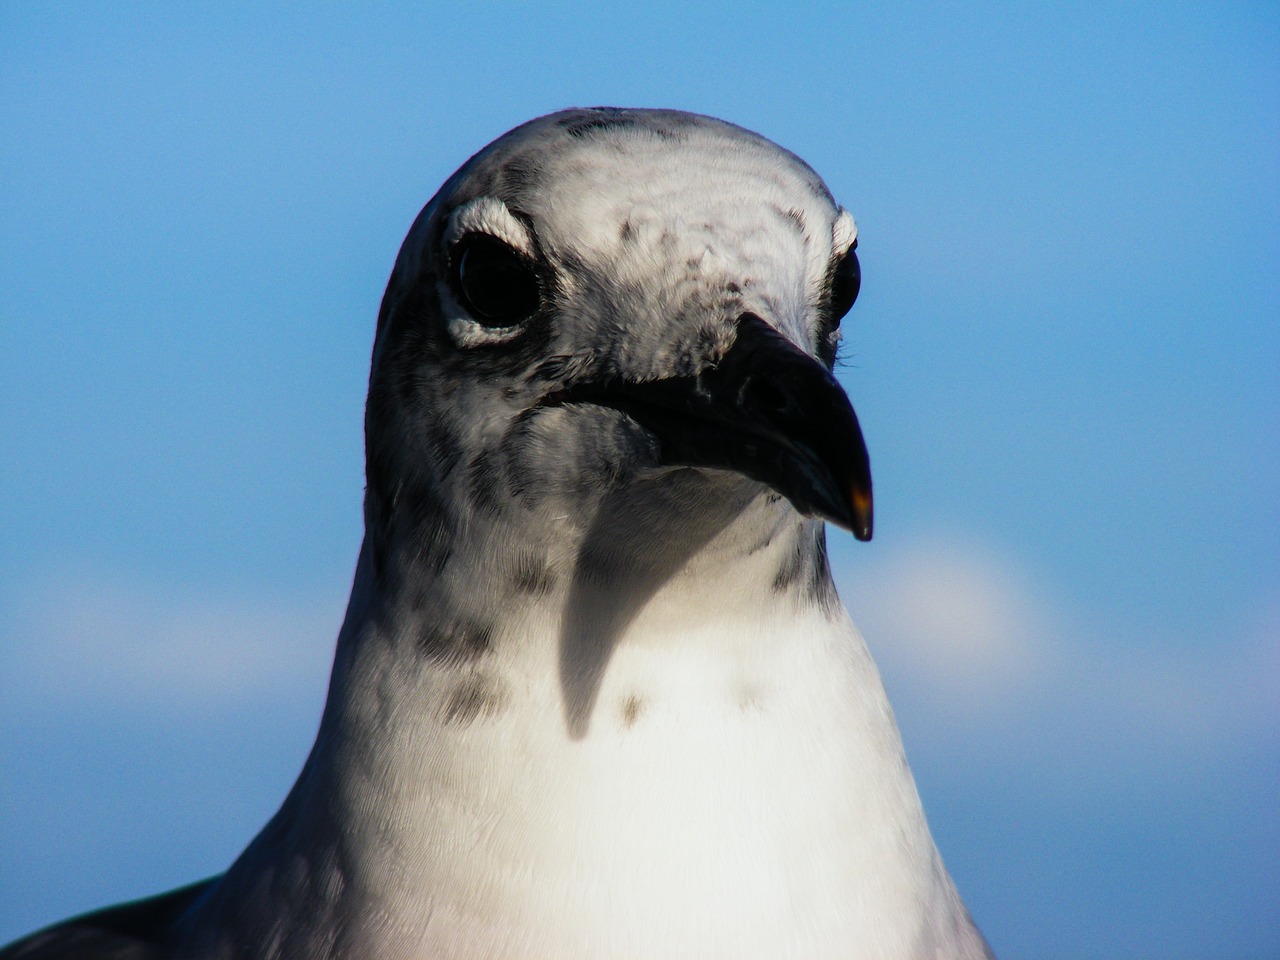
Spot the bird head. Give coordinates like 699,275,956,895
363,109,871,588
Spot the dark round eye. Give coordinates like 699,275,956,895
452,234,541,328
829,246,861,325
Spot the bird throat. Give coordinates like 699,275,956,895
237,516,953,959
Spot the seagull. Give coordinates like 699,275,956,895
3,108,993,960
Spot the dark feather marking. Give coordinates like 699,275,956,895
562,111,640,139
417,617,495,662
511,552,556,596
425,419,463,478
769,204,808,237
773,525,839,613
494,156,541,197
465,452,504,519
772,538,806,593
807,532,840,614
442,675,508,726
527,353,595,388
620,695,644,728
560,109,680,142
816,323,840,368
401,500,454,580
502,449,541,505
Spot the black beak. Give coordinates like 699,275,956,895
564,314,873,540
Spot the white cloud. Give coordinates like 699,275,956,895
841,539,1052,706
1,574,346,713
836,537,1280,768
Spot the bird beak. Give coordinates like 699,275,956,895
567,314,873,540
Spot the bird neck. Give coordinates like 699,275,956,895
203,511,973,958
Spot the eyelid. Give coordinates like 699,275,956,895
832,208,857,255
444,197,535,258
439,280,530,347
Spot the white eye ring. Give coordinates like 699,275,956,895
444,196,535,257
439,281,529,347
832,208,857,253
440,198,541,347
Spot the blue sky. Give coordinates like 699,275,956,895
1,3,1276,956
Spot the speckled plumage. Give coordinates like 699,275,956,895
3,108,992,960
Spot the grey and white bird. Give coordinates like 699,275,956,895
3,108,993,959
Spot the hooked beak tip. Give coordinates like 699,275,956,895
851,487,874,542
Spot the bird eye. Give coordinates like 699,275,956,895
829,246,861,325
452,234,541,328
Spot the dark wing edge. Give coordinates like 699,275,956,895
0,878,219,960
